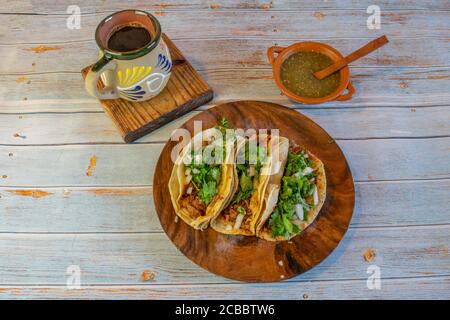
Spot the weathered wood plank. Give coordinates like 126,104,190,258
0,179,448,233
0,187,160,233
1,37,448,75
339,137,450,182
0,11,448,44
0,144,163,187
1,138,449,187
1,106,448,145
0,226,448,285
6,0,450,14
1,276,449,299
1,67,449,112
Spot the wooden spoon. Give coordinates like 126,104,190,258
313,35,389,80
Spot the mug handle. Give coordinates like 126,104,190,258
84,55,119,100
336,81,356,101
267,46,285,65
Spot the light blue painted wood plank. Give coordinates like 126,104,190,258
1,37,448,75
0,144,163,187
0,226,448,285
1,138,449,187
7,0,450,14
0,106,449,145
1,10,448,44
0,187,160,233
339,137,450,181
1,67,449,112
0,276,449,299
0,179,449,233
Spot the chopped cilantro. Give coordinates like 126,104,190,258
231,142,266,205
268,151,316,239
237,206,246,216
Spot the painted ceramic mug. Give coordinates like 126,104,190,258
85,10,172,102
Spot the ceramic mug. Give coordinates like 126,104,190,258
85,10,172,102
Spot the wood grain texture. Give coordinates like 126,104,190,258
153,101,355,281
1,276,449,299
6,0,450,14
1,106,449,145
81,34,213,143
1,138,449,187
0,226,448,285
2,67,449,113
3,37,448,75
1,180,449,233
0,37,450,75
1,10,448,44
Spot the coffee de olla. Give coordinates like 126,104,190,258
85,10,172,102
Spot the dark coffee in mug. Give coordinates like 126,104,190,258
107,24,152,52
85,10,172,101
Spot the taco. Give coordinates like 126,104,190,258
211,134,273,235
168,127,235,230
256,144,326,241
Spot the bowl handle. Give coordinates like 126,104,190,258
267,46,285,65
336,81,356,101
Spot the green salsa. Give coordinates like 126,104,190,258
280,51,340,98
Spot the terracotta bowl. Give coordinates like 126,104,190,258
268,42,355,104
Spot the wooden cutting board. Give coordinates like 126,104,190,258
82,34,213,143
153,100,355,282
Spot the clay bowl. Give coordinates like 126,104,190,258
268,42,355,104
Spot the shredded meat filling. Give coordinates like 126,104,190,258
221,202,252,231
179,183,206,218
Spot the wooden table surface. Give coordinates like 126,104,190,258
0,0,449,299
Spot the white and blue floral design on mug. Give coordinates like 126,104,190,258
85,10,173,102
115,52,172,100
156,53,172,72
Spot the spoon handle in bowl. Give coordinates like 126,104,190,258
314,35,389,80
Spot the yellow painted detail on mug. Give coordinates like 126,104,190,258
128,67,139,84
125,68,131,84
117,70,123,85
117,66,152,87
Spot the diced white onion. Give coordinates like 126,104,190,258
184,154,192,164
192,168,200,174
234,213,245,230
185,168,191,176
304,153,309,158
186,186,193,195
248,166,256,177
313,185,318,206
185,174,192,185
194,154,202,164
294,167,314,178
295,204,304,221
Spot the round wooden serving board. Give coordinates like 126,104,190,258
153,101,355,282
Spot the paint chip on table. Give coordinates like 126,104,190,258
16,76,29,84
7,189,53,198
25,45,62,53
313,11,326,20
141,269,158,281
86,155,97,177
363,248,376,262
